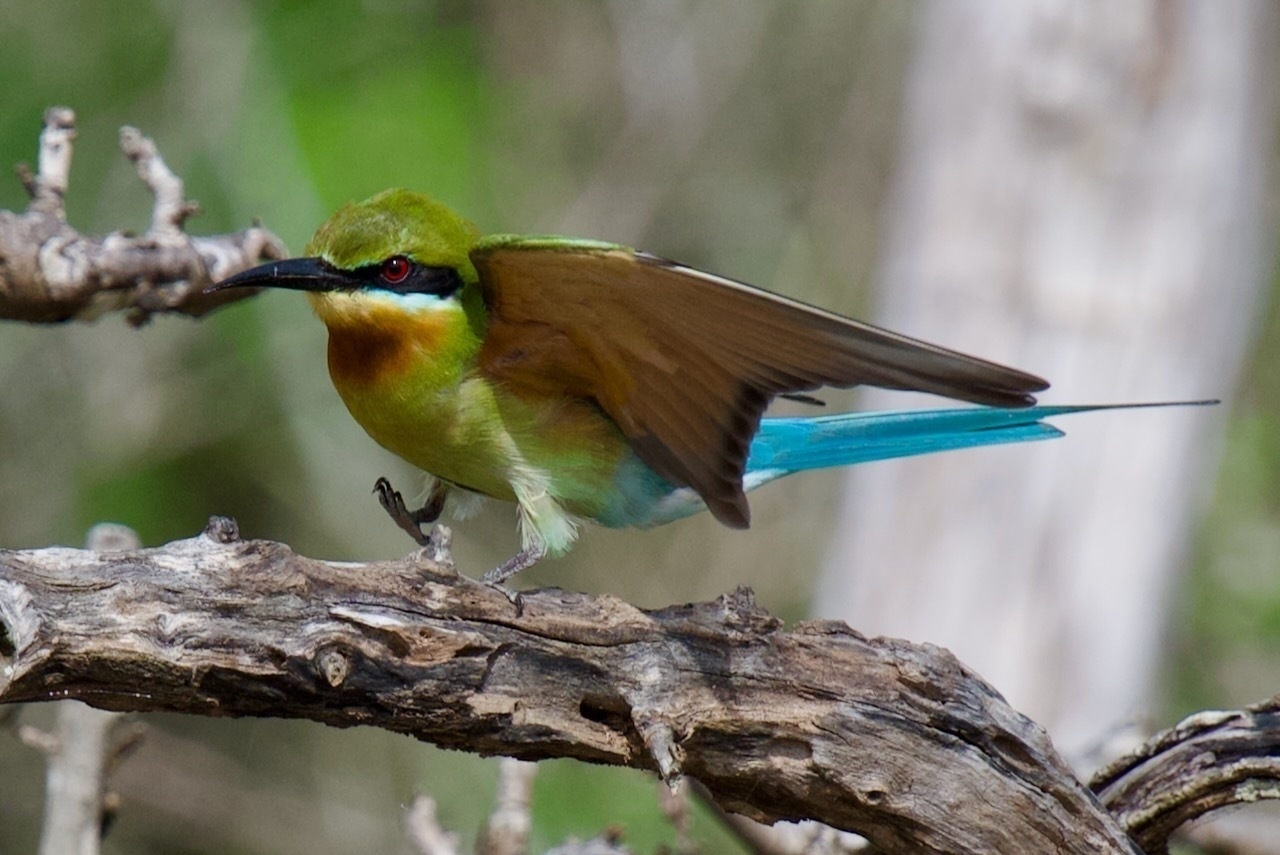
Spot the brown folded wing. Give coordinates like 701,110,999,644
471,240,1048,528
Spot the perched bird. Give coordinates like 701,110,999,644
213,189,1190,584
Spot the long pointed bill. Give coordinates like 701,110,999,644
207,257,347,293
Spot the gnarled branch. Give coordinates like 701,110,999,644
0,106,286,325
9,519,1280,853
0,518,1138,855
1092,700,1280,853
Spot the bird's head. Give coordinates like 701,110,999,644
212,189,483,329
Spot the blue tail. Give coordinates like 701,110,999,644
605,401,1213,529
744,402,1211,486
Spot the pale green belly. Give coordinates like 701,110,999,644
334,373,632,519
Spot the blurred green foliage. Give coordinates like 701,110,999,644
259,0,491,209
0,0,1276,852
1170,273,1280,718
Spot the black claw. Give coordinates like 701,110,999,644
373,477,432,547
484,580,525,614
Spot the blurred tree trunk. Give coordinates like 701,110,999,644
816,0,1275,763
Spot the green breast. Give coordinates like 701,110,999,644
335,360,634,519
335,366,519,501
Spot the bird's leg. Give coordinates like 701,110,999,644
482,543,547,587
373,477,446,547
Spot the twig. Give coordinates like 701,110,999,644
404,794,461,855
31,524,139,855
0,518,1138,855
25,105,75,218
478,758,538,855
543,832,631,855
0,106,287,325
119,126,200,238
18,723,60,755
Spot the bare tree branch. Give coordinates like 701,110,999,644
0,106,287,325
0,518,1141,855
1092,699,1280,853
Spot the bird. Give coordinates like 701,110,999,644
212,189,1203,585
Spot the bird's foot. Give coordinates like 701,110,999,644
482,545,547,611
373,477,444,547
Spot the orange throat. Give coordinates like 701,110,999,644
309,292,463,390
326,321,417,387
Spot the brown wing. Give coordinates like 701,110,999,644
471,240,1048,528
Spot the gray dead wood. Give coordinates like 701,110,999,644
0,106,285,325
0,519,1137,854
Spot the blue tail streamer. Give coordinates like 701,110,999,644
746,402,1213,477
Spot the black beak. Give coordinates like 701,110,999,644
207,257,347,293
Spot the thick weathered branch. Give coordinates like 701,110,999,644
0,518,1137,854
0,106,286,325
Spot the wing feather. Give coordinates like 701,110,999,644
472,240,1047,527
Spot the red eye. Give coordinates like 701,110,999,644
381,256,411,284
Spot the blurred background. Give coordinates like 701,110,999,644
0,0,1276,852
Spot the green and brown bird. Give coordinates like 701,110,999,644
215,189,1194,583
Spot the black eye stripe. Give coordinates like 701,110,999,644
354,261,463,297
